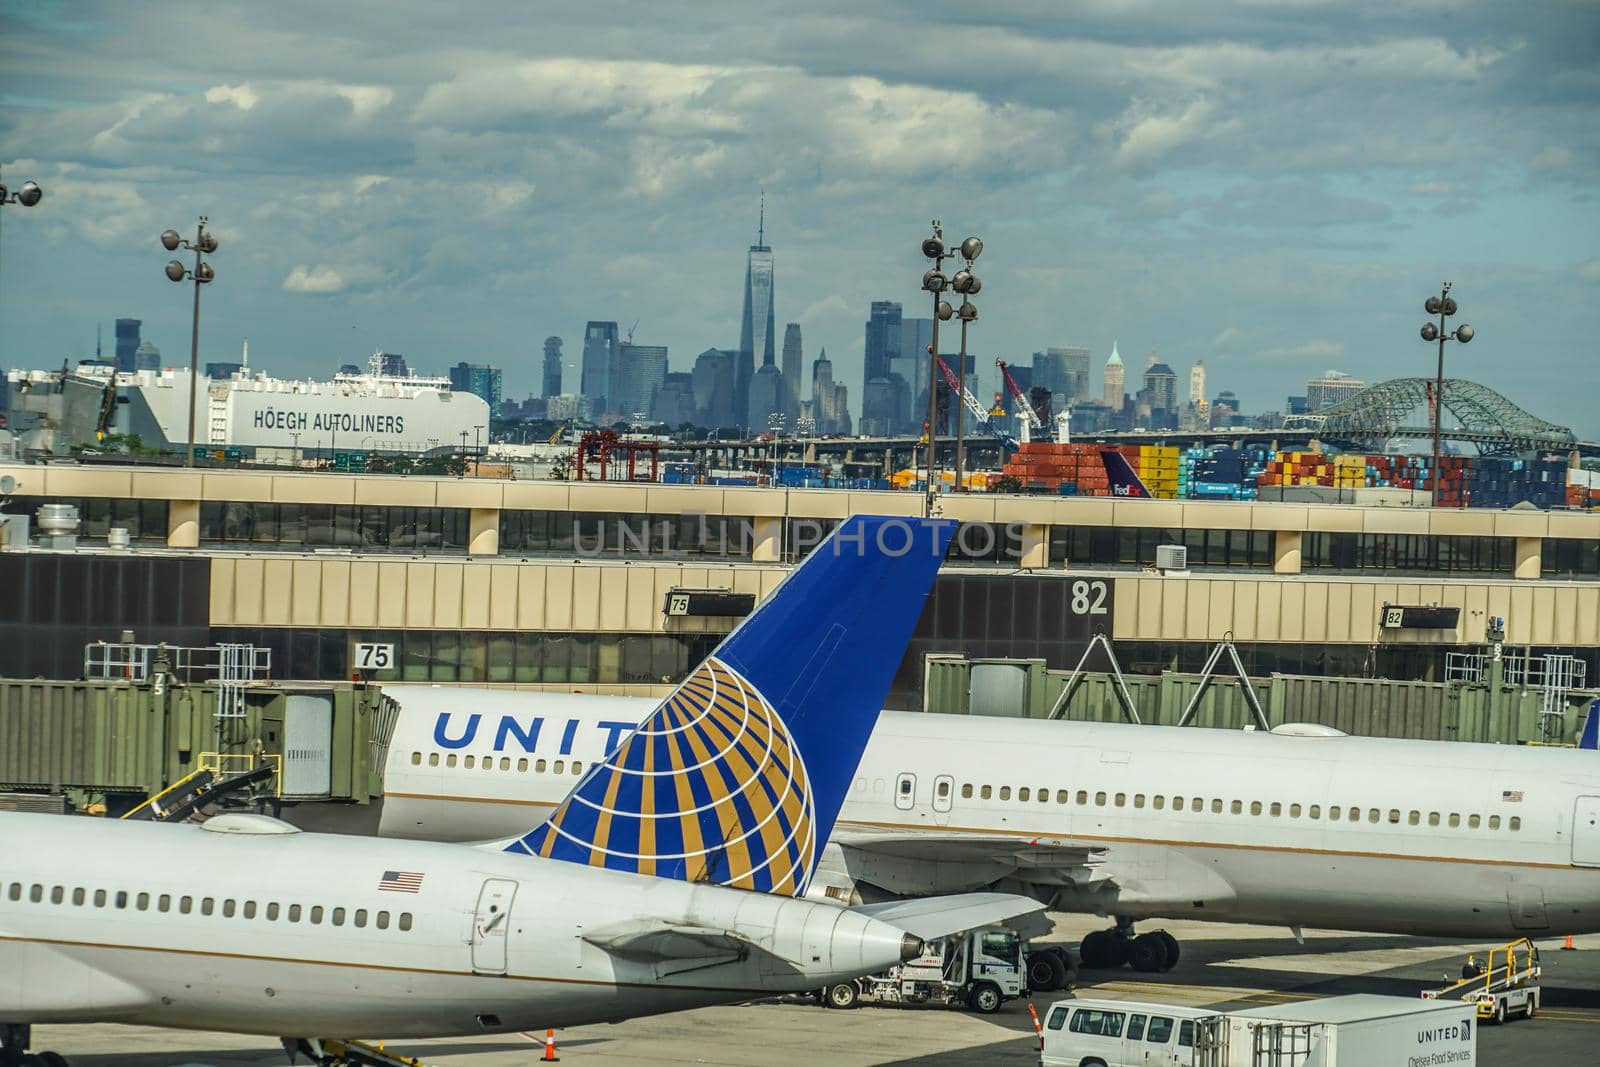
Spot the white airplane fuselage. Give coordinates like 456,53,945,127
380,690,1600,939
0,812,912,1036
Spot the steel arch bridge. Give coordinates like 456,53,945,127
1283,378,1575,456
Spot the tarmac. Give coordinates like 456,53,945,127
27,915,1600,1066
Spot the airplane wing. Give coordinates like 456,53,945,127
831,828,1112,896
850,892,1052,941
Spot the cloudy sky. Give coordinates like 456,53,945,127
2,1,1597,433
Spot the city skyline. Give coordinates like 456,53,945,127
1,3,1596,434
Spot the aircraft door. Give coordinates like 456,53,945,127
894,772,916,811
1507,885,1549,931
932,774,954,824
1572,796,1600,867
471,878,518,975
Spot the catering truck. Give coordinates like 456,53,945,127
823,925,1038,1013
1039,994,1474,1067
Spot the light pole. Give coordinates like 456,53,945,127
473,424,484,476
161,218,219,466
920,222,956,514
950,240,983,491
766,412,785,486
0,169,45,363
1418,283,1474,507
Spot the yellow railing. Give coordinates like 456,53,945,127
199,752,282,797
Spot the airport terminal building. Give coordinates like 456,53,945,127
2,461,1599,708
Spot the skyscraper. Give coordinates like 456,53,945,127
114,319,141,373
864,302,903,382
861,301,903,434
542,336,563,398
781,323,802,421
736,198,775,427
1306,370,1365,411
580,321,618,415
900,317,934,420
1189,360,1207,405
1060,346,1091,404
617,343,668,420
747,363,785,429
1143,362,1179,414
691,348,736,428
811,349,835,433
1032,349,1070,408
449,362,504,410
1103,342,1125,408
133,341,161,372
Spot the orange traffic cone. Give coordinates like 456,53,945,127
1562,934,1576,951
543,1027,560,1061
1028,1001,1044,1050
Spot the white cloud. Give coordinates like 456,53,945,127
352,174,389,195
335,85,393,119
1108,98,1237,170
204,84,259,110
282,265,346,294
1261,339,1344,361
1581,260,1600,283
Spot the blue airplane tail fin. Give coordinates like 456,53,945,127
1581,700,1600,750
1101,450,1152,498
509,515,956,895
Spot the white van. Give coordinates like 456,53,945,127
1039,998,1220,1067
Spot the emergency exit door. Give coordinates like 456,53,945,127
471,878,518,974
1573,796,1600,867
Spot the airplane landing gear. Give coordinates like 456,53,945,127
1,1025,70,1067
1077,922,1180,973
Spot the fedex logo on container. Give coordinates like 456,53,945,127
431,713,637,757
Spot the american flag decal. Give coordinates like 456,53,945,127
379,870,424,893
1502,790,1524,803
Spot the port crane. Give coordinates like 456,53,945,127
935,356,1016,450
996,359,1046,442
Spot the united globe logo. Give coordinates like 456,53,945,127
516,657,817,896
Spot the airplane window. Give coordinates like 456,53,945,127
1287,804,1299,818
399,912,413,931
377,910,390,929
310,906,324,924
1270,802,1282,817
1095,792,1107,807
1488,815,1500,830
981,785,992,800
999,787,1012,801
50,886,63,905
1153,795,1165,810
1230,801,1242,815
410,752,421,765
1249,802,1262,816
332,907,346,926
158,894,171,912
1367,809,1379,824
572,762,583,775
446,754,457,768
115,891,128,910
1191,798,1203,813
1468,815,1481,829
201,898,215,916
1039,788,1049,804
1018,787,1030,802
428,753,440,767
289,904,303,922
223,899,236,918
1309,805,1320,819
5,883,18,901
1076,790,1089,805
465,755,476,769
900,778,913,795
937,780,951,799
485,761,494,774
1428,812,1440,826
1171,795,1183,810
94,889,107,908
500,757,511,770
72,888,85,906
1329,805,1341,820
554,761,566,774
1509,817,1521,831
1388,809,1401,824
536,760,548,772
518,758,529,772
962,784,973,799
29,884,42,903
1408,811,1420,826
1134,794,1146,809
136,892,149,911
243,901,257,919
267,903,280,920
1449,813,1461,828
1114,793,1126,808
355,909,368,928
1210,799,1221,814
179,895,192,914
1349,808,1361,823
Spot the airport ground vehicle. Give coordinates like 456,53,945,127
1039,994,1474,1067
823,925,1047,1013
1422,938,1542,1023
